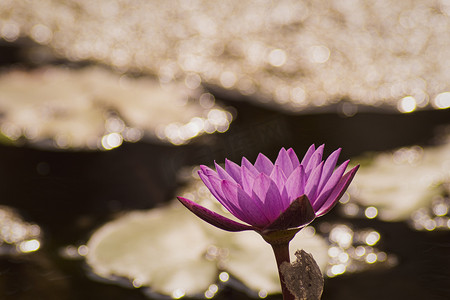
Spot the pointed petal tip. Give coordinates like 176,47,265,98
346,164,360,179
199,165,215,175
347,164,360,174
332,147,342,156
176,197,253,232
340,159,351,169
314,163,359,217
198,165,207,172
277,147,287,155
255,152,274,175
213,160,220,169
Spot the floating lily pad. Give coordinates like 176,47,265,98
348,140,450,221
0,67,232,150
86,201,328,297
86,204,218,297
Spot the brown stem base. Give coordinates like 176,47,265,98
270,241,295,300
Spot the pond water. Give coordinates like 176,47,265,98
0,93,449,300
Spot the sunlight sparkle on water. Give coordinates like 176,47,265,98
132,278,143,288
364,206,378,219
204,284,218,299
268,49,287,67
172,288,185,299
0,206,42,255
219,272,229,282
398,96,417,113
432,92,450,109
101,132,123,150
4,1,450,114
323,223,397,278
329,225,353,248
365,253,377,264
18,239,40,253
365,231,381,246
258,289,268,298
308,45,330,64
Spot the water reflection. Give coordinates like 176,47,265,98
410,194,450,231
433,92,450,109
59,244,89,260
2,0,449,113
0,206,42,255
319,223,397,278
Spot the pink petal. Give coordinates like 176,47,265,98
214,161,236,183
275,148,294,177
252,173,284,221
241,157,259,176
241,165,256,196
313,160,349,210
225,159,242,185
300,144,316,166
221,180,270,227
199,165,218,177
282,165,306,206
269,165,287,192
315,165,359,217
287,148,300,169
200,173,242,216
305,161,324,201
198,169,222,200
318,148,341,191
261,195,316,233
177,197,253,232
254,153,274,175
305,144,324,177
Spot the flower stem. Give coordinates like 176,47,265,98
270,241,295,300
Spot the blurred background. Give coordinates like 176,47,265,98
0,1,449,299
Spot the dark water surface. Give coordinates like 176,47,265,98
1,97,450,300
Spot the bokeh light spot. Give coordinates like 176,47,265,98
172,288,185,299
364,206,378,219
308,45,330,63
268,49,287,67
365,253,377,264
19,239,40,253
101,132,123,150
398,96,417,113
432,92,450,109
219,272,229,282
365,231,381,246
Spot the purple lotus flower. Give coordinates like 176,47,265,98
178,145,358,300
178,145,359,236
